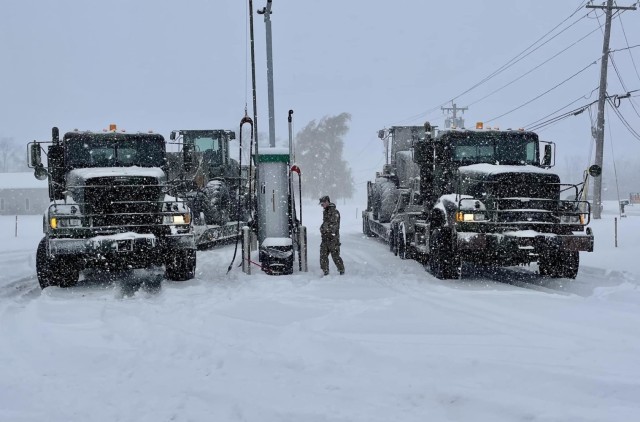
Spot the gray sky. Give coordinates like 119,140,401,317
2,0,640,194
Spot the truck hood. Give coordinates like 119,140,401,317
458,164,561,200
66,167,166,187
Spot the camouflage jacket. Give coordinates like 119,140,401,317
320,203,341,243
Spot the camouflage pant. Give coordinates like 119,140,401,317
320,240,345,274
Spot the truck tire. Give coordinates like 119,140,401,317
36,238,80,289
396,230,407,260
165,249,197,281
362,216,374,237
429,227,460,280
389,229,396,253
391,228,406,259
539,251,579,279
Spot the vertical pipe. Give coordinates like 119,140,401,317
248,0,260,243
288,110,295,240
614,217,618,248
263,0,276,147
248,0,259,153
299,225,308,272
15,215,18,237
243,226,251,274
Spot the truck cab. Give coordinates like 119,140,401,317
412,124,594,279
29,126,196,289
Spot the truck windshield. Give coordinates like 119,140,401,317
449,132,538,165
184,132,224,166
66,135,165,168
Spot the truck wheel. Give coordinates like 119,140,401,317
36,238,80,289
559,251,579,279
429,227,460,280
391,229,406,259
539,251,579,279
390,229,396,254
165,250,197,281
362,216,373,237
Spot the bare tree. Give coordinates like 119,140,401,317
295,113,354,201
0,136,29,173
0,137,13,172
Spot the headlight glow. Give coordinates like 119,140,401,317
163,214,191,225
50,217,82,229
456,212,486,222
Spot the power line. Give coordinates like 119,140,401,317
485,60,599,123
524,88,599,129
450,6,591,104
617,14,640,83
528,100,598,131
594,9,640,119
609,56,640,118
388,1,591,126
610,44,640,53
466,26,602,109
607,96,640,141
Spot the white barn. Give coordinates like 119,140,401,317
0,172,49,215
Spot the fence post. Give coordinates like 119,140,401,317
615,217,618,248
15,215,18,237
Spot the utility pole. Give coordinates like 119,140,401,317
258,0,276,148
586,0,637,219
442,102,468,129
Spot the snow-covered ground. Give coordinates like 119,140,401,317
1,201,639,422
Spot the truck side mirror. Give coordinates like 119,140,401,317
229,131,236,140
542,144,552,167
170,131,177,141
30,143,48,180
29,143,42,168
34,165,48,180
378,130,385,139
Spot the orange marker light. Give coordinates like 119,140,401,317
476,122,484,129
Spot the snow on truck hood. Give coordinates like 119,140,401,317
459,163,556,175
67,167,166,184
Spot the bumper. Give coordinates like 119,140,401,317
457,227,594,255
49,232,195,256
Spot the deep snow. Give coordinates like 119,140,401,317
1,201,639,422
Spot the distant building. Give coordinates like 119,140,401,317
0,172,49,215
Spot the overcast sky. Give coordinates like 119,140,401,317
2,0,639,193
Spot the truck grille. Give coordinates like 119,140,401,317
83,177,163,228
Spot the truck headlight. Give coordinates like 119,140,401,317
50,217,82,229
560,214,585,224
163,213,191,225
455,212,486,222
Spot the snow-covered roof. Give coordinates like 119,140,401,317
0,172,47,190
260,147,290,156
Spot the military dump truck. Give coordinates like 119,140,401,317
362,126,425,259
28,126,197,289
364,122,594,279
166,129,250,249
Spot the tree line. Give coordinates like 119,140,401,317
1,115,358,202
0,137,30,173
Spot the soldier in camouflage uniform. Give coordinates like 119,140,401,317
319,195,345,276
